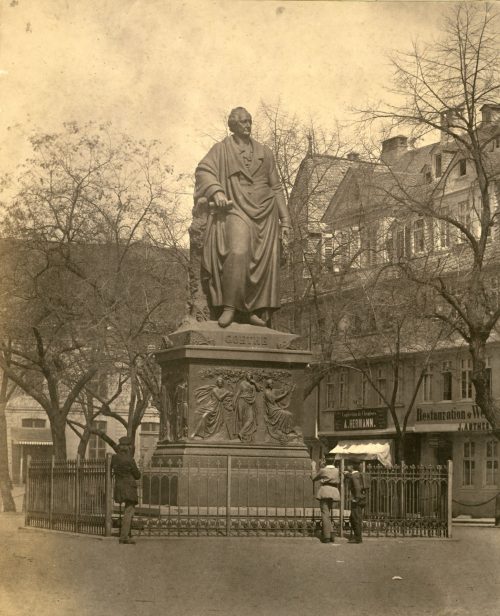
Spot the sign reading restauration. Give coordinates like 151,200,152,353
334,409,388,431
415,405,492,432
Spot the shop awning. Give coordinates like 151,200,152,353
330,439,393,468
11,428,53,446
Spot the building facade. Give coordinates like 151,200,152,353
5,388,160,485
282,105,500,518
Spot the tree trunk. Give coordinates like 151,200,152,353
77,428,90,459
394,433,406,466
469,337,500,440
0,402,16,512
49,415,68,460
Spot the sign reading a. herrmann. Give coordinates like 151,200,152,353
334,409,388,431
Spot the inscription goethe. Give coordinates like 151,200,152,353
224,333,269,346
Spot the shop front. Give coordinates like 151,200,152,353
10,427,53,484
415,402,498,518
318,406,404,467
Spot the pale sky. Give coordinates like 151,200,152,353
0,0,457,210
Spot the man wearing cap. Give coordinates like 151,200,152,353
346,460,365,544
111,436,141,544
311,454,340,543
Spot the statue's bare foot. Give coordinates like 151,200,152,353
249,313,266,327
218,307,235,328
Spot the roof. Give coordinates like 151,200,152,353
290,154,363,230
11,427,53,446
390,142,437,174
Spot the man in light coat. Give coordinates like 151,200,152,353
312,454,340,543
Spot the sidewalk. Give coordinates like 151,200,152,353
1,513,499,616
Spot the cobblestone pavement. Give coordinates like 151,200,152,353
0,513,498,616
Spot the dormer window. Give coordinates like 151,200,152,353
435,154,442,177
459,159,467,176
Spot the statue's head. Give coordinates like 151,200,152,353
216,377,224,387
228,107,252,138
265,379,273,388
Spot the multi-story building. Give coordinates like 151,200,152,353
281,105,500,517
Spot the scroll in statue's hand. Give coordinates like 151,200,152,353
213,191,230,209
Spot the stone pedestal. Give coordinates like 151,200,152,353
149,321,313,507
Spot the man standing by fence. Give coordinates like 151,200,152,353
346,460,366,544
111,436,141,545
312,455,340,543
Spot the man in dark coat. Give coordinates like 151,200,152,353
194,107,291,328
346,460,366,544
111,436,141,544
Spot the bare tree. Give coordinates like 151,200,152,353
0,123,188,458
358,3,500,436
335,269,452,463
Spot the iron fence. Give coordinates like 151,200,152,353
25,455,452,538
344,463,452,538
25,455,112,536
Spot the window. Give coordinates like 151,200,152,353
141,422,160,433
485,440,498,486
435,154,442,177
376,368,386,406
322,233,333,267
441,361,453,401
326,372,335,409
463,441,475,486
413,219,425,254
21,418,46,428
338,369,348,408
436,207,451,249
394,369,403,404
422,365,433,402
461,359,473,400
456,201,471,242
396,224,411,259
484,357,492,395
88,421,107,460
488,276,500,312
361,373,368,406
459,159,467,176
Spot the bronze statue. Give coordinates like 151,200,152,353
194,107,291,328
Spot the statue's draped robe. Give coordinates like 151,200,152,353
194,136,288,314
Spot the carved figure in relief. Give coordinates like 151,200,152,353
174,381,189,440
159,383,175,442
191,378,234,440
263,379,298,444
233,372,260,442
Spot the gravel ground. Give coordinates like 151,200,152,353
0,513,498,616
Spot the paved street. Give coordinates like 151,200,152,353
0,513,498,616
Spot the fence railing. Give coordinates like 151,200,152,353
344,462,452,538
25,456,452,538
25,455,112,536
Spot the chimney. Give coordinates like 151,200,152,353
347,152,360,161
440,106,464,144
380,135,408,166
